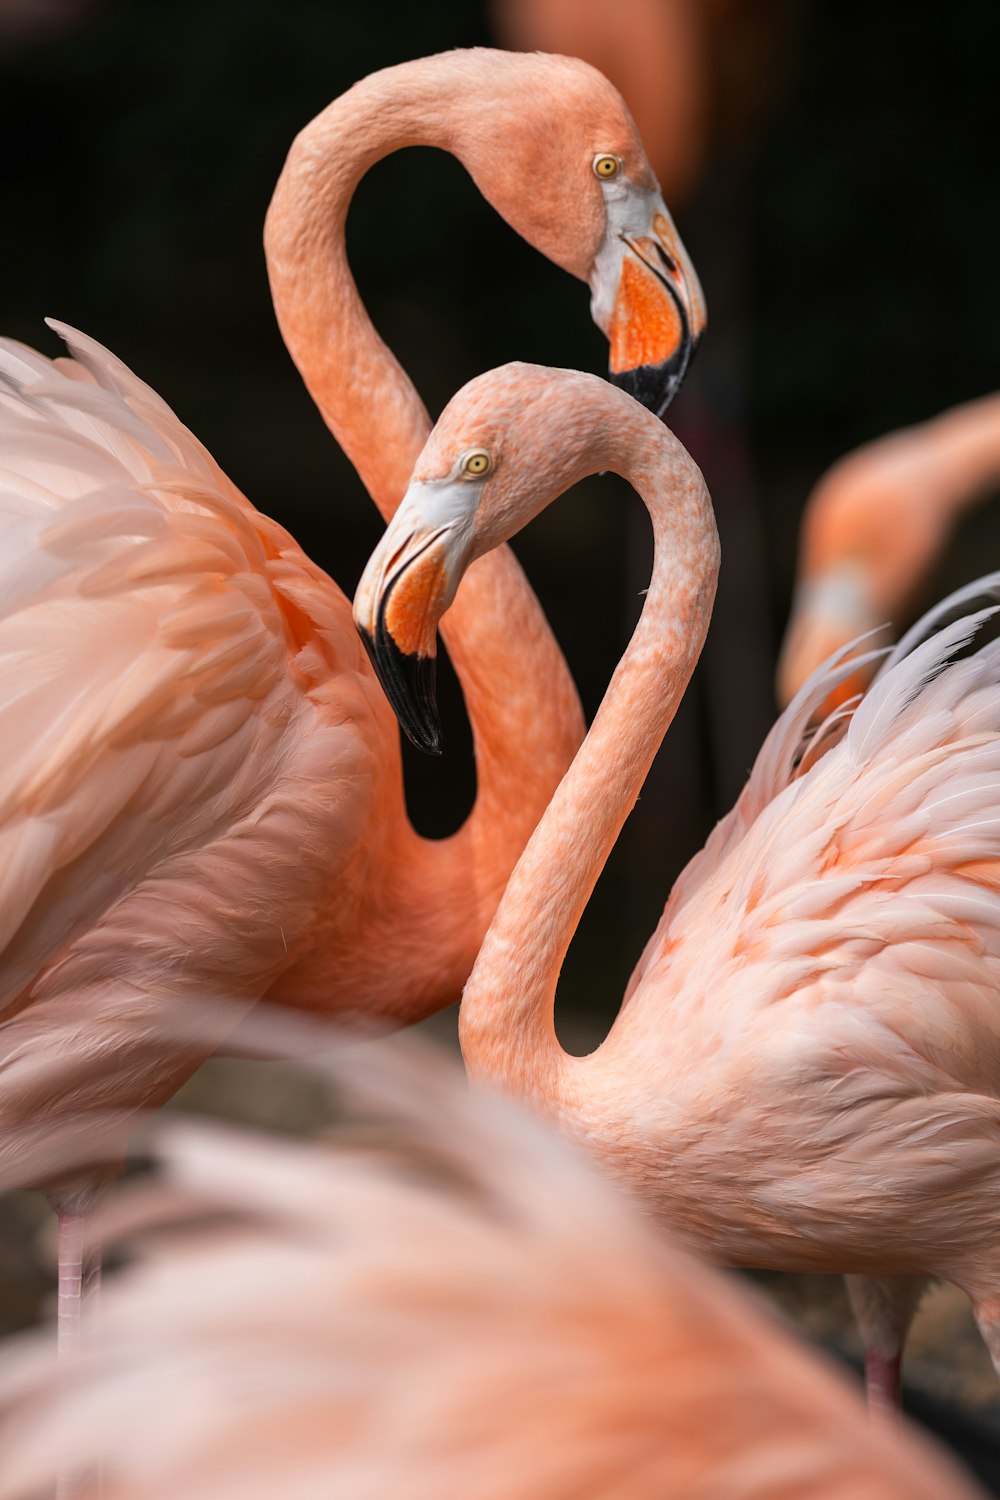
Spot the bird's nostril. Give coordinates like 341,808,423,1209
654,241,678,277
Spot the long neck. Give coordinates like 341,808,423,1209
264,63,441,517
459,420,720,1097
924,392,1000,521
265,58,584,979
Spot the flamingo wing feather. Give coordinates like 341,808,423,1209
0,329,317,1016
618,583,1000,1166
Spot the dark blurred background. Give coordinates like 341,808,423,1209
2,0,1000,1476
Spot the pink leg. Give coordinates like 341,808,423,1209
971,1295,1000,1382
845,1273,926,1419
58,1210,85,1358
864,1349,902,1419
57,1209,102,1355
56,1207,102,1500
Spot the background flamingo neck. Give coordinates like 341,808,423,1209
265,57,584,997
927,393,1000,520
459,420,720,1100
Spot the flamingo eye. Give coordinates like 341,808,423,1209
462,450,493,478
593,154,621,180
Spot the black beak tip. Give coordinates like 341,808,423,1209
357,621,444,757
610,323,702,423
411,712,444,758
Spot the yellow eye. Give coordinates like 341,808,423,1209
593,154,621,180
462,450,492,477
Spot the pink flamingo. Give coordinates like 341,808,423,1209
0,48,705,1353
356,361,1000,1415
0,1025,985,1500
777,390,1000,708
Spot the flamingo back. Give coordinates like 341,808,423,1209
603,581,1000,1272
0,328,377,1150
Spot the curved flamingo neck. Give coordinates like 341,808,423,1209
924,393,1000,521
459,414,719,1098
264,55,584,1007
265,60,445,518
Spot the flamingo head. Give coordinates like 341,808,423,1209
451,51,706,420
354,363,635,752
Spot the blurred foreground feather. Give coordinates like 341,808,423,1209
0,1009,986,1500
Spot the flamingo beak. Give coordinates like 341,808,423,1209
590,192,706,420
354,494,470,755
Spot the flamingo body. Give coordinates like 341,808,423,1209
0,47,709,1188
356,363,1000,1401
581,642,1000,1277
0,328,392,1169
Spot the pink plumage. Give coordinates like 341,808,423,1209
355,363,1000,1410
0,44,709,1211
0,41,711,1375
0,324,383,1168
0,311,584,1378
0,1025,985,1500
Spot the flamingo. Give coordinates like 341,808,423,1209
355,361,1000,1416
777,391,1000,708
0,1023,986,1500
0,48,705,1354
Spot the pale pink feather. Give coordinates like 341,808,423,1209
581,579,1000,1330
0,327,378,1180
0,1025,985,1500
418,368,1000,1400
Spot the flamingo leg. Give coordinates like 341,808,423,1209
971,1296,1000,1380
845,1272,927,1417
56,1212,94,1368
56,1206,102,1500
863,1349,903,1418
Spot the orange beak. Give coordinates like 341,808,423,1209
355,533,449,756
355,490,475,756
378,537,451,662
609,251,684,378
591,196,706,421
